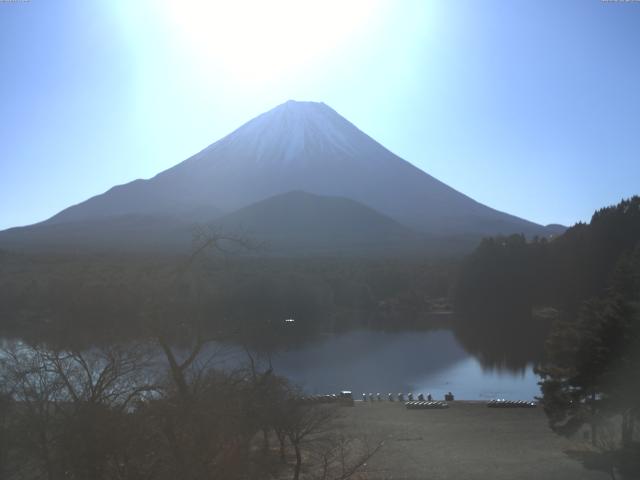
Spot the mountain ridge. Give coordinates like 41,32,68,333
43,100,547,236
0,100,563,254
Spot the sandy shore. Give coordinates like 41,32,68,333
335,401,608,480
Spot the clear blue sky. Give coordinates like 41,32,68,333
1,0,639,230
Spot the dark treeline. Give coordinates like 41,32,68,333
455,197,640,473
456,196,640,316
0,248,455,349
454,196,640,369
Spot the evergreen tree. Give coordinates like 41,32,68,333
537,242,640,447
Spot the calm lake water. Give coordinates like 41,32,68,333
1,328,541,401
217,329,541,401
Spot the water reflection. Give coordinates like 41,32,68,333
452,311,551,372
1,328,542,401
218,329,541,401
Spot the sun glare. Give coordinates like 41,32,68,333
160,0,382,85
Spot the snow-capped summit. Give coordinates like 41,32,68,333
189,100,388,169
32,100,547,238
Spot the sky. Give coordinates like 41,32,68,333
1,0,639,230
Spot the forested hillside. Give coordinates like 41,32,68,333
0,250,455,347
456,196,640,317
455,197,640,471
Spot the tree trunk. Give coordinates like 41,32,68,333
158,339,190,398
293,443,302,480
278,434,286,463
163,418,190,480
39,426,55,480
621,409,633,447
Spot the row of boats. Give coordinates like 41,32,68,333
405,401,449,410
362,393,440,402
405,400,536,410
487,399,537,408
299,393,537,409
299,393,351,404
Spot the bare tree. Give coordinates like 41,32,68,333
311,434,383,480
0,341,158,480
1,343,65,480
283,402,339,480
276,398,383,480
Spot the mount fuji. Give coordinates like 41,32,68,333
0,100,561,254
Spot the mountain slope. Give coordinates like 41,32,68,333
0,214,195,253
215,191,423,254
42,100,549,237
0,192,424,255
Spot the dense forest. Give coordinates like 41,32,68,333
454,196,640,367
456,196,640,316
0,248,455,348
455,197,640,473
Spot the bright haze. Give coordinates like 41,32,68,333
1,0,639,231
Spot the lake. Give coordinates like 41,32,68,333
215,329,541,401
0,328,541,401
